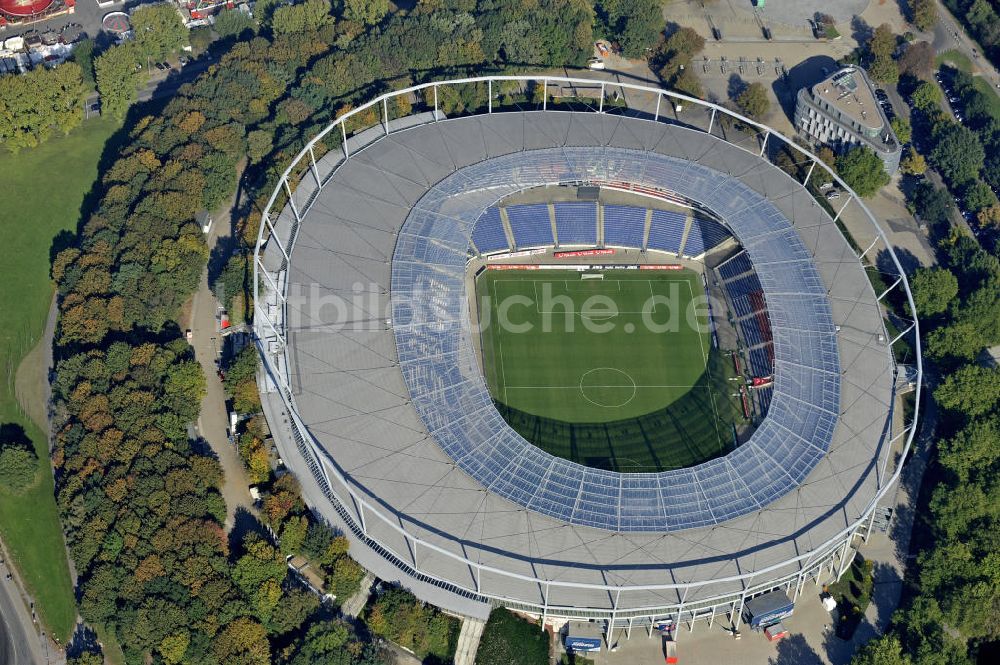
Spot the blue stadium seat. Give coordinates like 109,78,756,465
603,205,646,248
749,346,773,377
684,217,732,257
506,204,553,248
554,202,598,245
718,252,753,281
756,385,774,412
740,317,764,348
646,209,686,253
471,207,509,254
726,274,763,300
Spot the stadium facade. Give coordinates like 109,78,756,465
253,76,920,636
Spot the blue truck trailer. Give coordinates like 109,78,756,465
742,590,794,630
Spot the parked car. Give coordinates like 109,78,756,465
596,42,609,57
588,57,606,70
819,182,834,190
825,190,841,200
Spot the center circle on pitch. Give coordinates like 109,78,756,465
579,367,638,408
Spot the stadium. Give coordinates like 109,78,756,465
254,76,921,639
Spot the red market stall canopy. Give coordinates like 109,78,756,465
0,0,54,17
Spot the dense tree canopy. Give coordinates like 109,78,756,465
867,24,899,84
595,0,662,57
909,0,937,31
0,63,87,152
852,634,912,665
911,267,959,316
273,0,334,34
343,0,389,27
935,366,1000,418
131,3,189,62
214,9,259,40
836,146,890,197
95,43,141,119
930,121,986,185
366,588,458,660
651,27,706,97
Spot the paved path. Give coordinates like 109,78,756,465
188,177,257,532
340,573,373,619
932,0,1000,87
453,616,486,665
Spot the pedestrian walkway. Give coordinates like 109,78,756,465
188,167,258,532
340,573,373,619
453,616,486,665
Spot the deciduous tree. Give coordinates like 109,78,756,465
930,122,985,185
898,40,935,80
910,267,958,316
343,0,389,27
909,0,936,32
851,634,912,665
95,43,141,119
911,80,942,110
935,366,1000,418
596,0,662,58
272,0,334,34
900,148,926,175
214,8,258,39
836,146,890,197
131,3,189,62
962,180,996,212
868,24,899,84
735,81,770,119
0,440,38,494
890,116,912,144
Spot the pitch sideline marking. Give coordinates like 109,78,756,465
687,278,727,453
490,279,510,405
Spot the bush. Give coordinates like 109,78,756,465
366,588,459,660
477,609,550,665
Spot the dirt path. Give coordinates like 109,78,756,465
13,295,56,437
187,167,258,532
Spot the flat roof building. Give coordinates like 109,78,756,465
795,66,901,175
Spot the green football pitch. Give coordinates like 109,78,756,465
476,269,742,472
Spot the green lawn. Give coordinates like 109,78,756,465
936,52,1000,120
937,49,974,73
477,269,741,472
0,116,120,640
